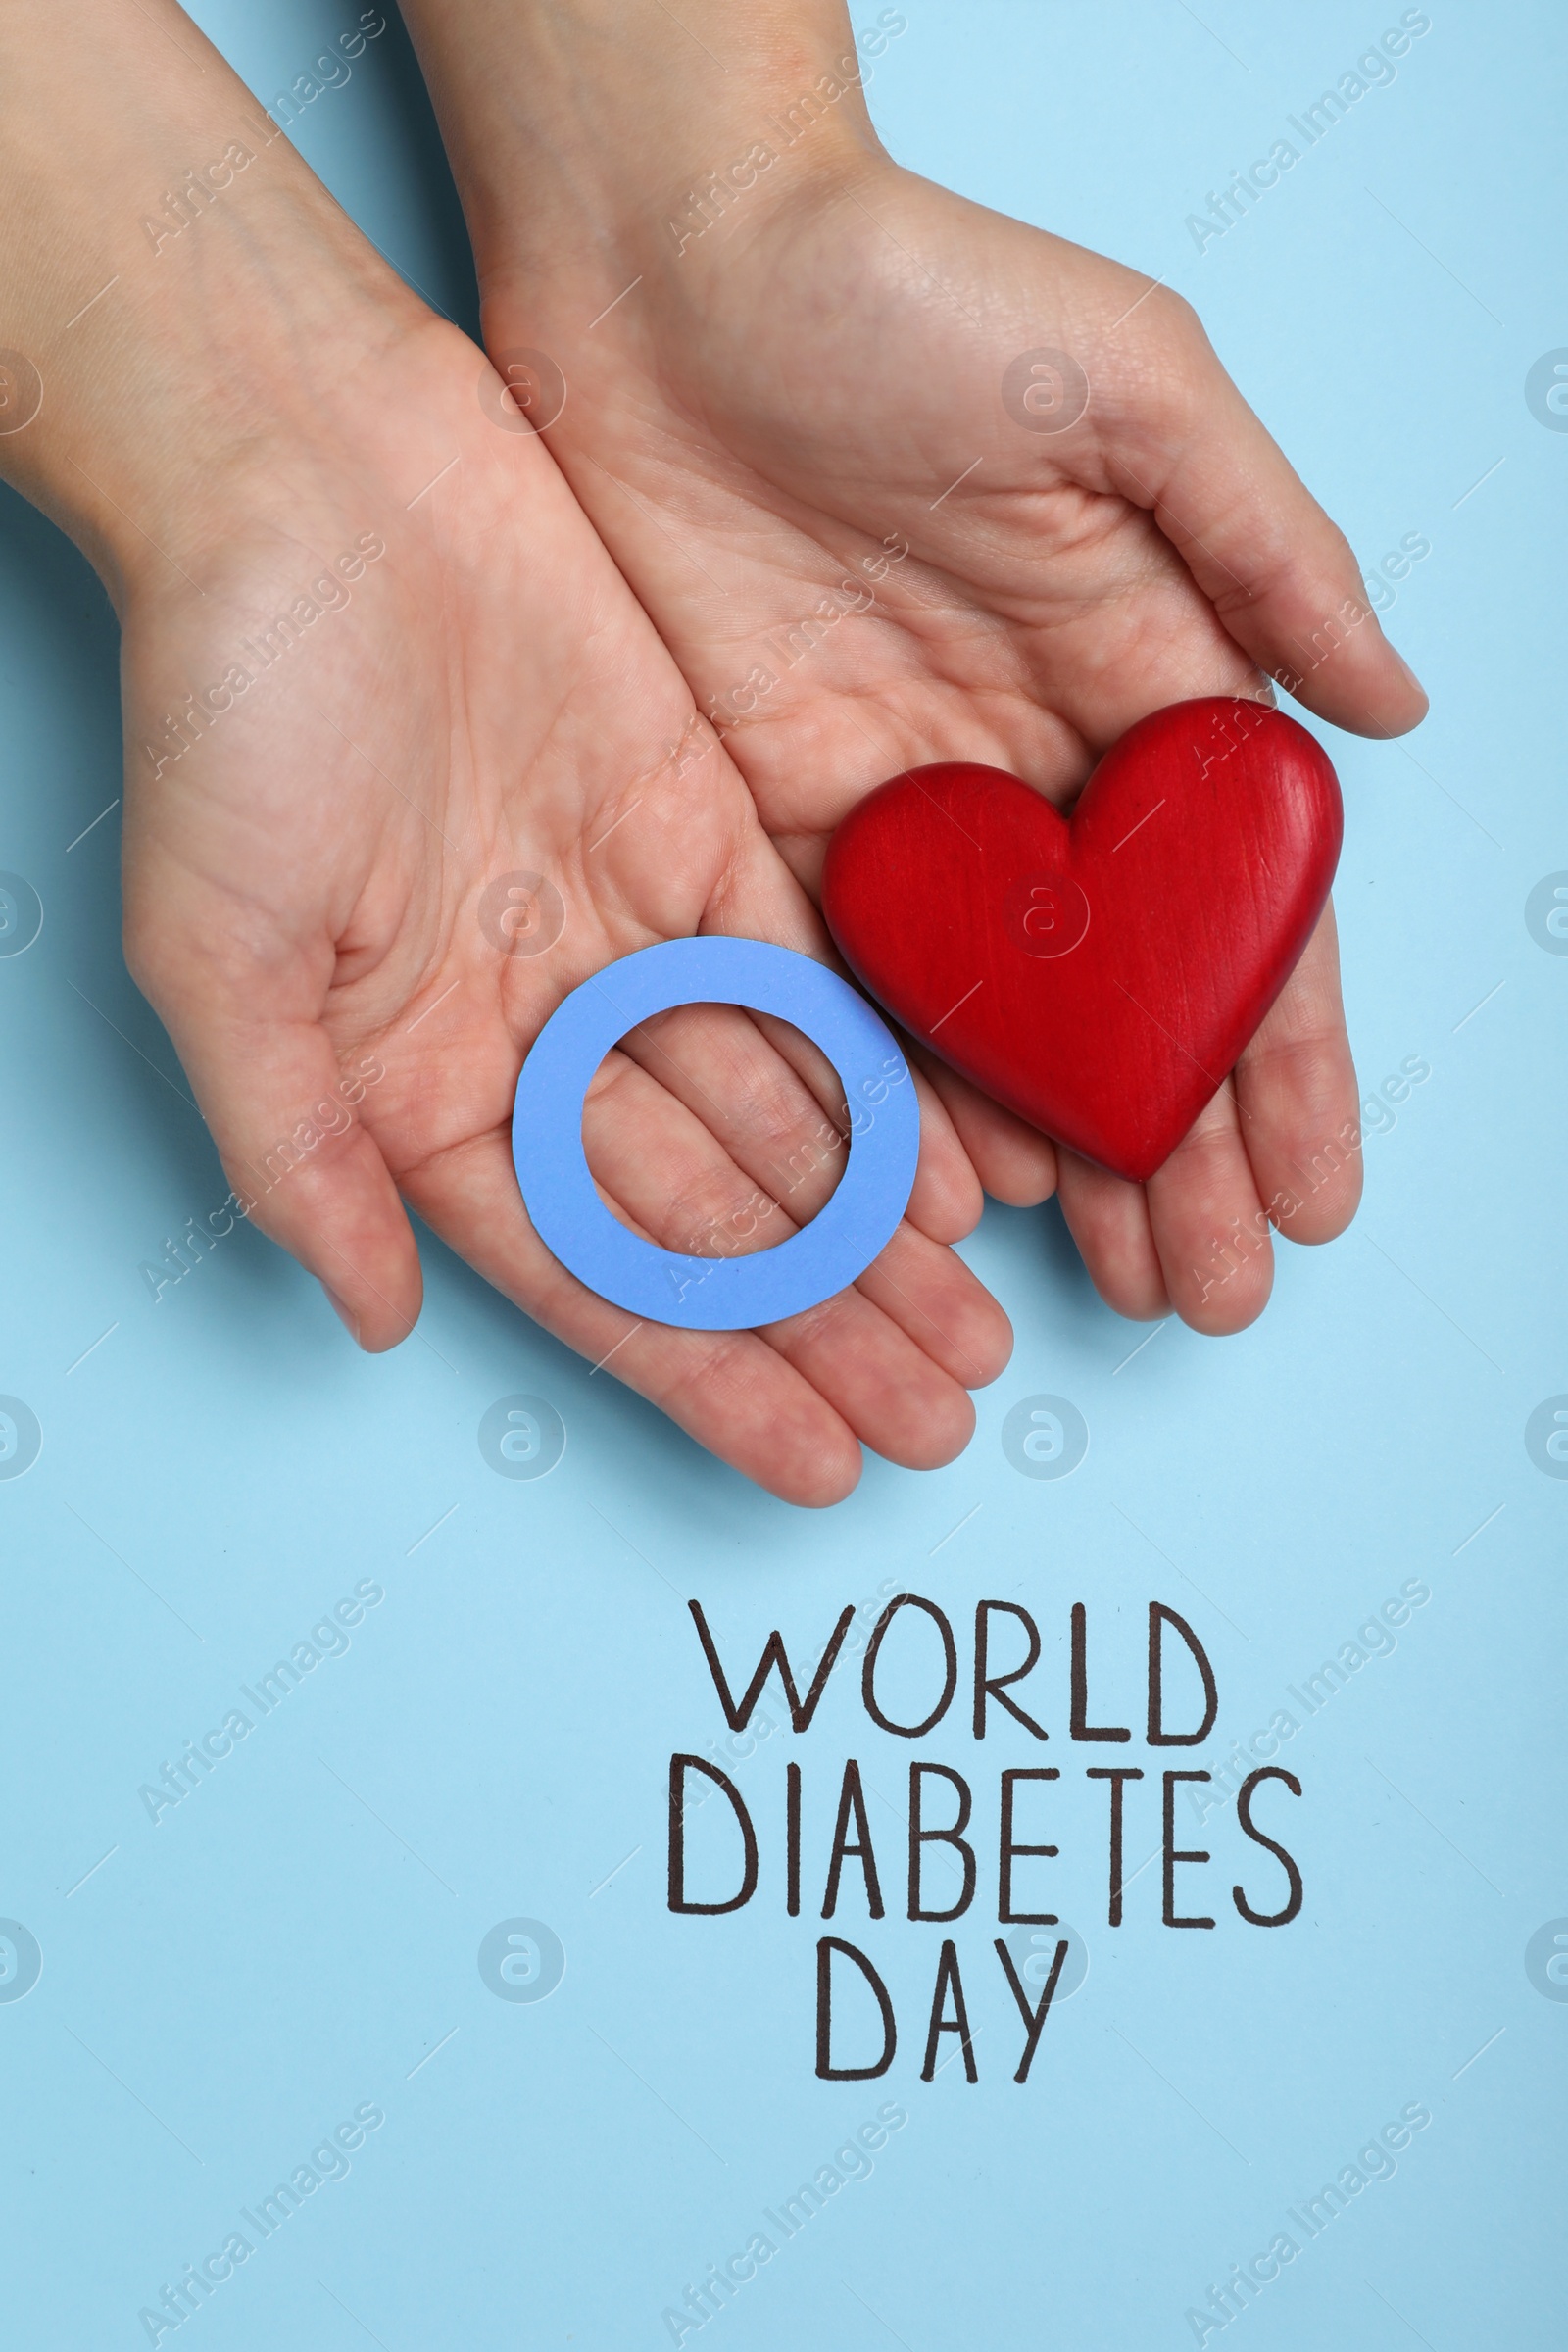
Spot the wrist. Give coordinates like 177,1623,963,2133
0,0,424,607
400,0,889,301
78,234,426,612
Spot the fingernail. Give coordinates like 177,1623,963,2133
322,1284,360,1343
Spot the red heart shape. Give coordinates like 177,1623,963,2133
821,698,1343,1184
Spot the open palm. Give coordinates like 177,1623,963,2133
479,157,1427,1331
119,314,1008,1503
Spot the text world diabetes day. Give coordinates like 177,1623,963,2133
663,1591,1375,2082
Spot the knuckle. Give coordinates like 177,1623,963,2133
665,1168,776,1253
668,1330,766,1420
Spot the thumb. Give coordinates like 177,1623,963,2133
126,934,422,1349
1103,294,1428,739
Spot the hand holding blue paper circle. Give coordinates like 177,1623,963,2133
511,939,919,1332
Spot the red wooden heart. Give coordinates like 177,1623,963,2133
821,698,1342,1184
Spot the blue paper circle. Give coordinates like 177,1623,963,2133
512,939,919,1331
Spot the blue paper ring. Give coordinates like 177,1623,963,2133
512,939,919,1331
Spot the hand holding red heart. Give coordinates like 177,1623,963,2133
408,0,1427,1345
0,0,1434,1506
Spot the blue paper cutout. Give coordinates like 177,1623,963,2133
512,938,919,1330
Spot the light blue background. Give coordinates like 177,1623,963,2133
0,3,1561,2346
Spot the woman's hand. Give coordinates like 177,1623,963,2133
0,0,1012,1504
120,312,1013,1503
403,0,1429,1333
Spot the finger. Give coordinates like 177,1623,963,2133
1144,1082,1274,1334
908,1047,1060,1206
584,1042,807,1260
593,1038,1009,1403
903,1060,987,1242
753,1005,988,1246
583,1048,989,1464
1055,1149,1169,1321
674,820,987,1239
852,1219,1012,1393
406,1120,867,1506
1110,293,1428,739
1233,902,1362,1246
614,997,985,1246
609,1001,850,1232
125,922,421,1350
760,1275,979,1473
